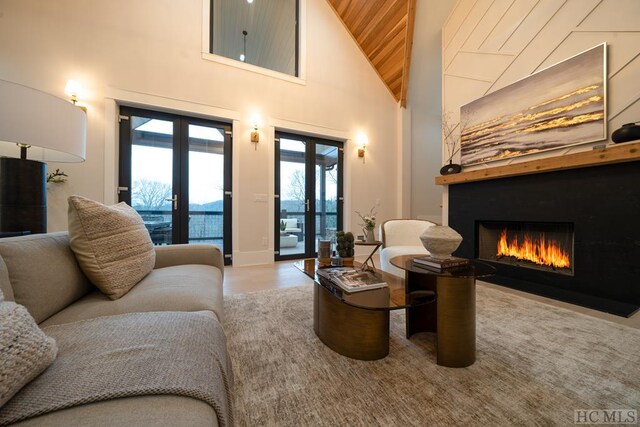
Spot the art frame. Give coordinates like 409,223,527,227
460,43,607,166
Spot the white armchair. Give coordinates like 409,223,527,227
280,218,302,248
379,219,437,277
281,218,301,233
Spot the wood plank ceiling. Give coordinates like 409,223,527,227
326,0,417,107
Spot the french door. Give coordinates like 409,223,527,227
275,131,343,260
118,107,232,265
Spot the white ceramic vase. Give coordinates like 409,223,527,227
363,227,375,243
420,225,463,259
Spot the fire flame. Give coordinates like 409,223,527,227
497,229,570,269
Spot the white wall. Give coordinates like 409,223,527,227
406,0,457,223
441,0,640,220
0,0,401,265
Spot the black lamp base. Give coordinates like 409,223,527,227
0,157,47,234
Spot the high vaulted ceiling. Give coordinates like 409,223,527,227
326,0,417,107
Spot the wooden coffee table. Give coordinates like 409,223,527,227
295,259,435,361
390,255,495,368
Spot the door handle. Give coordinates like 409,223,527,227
305,199,310,212
165,194,178,210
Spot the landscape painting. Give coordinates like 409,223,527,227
460,43,606,166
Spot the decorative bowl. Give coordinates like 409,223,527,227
420,225,463,259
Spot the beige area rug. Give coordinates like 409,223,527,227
224,285,640,426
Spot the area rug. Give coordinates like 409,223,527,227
223,285,640,426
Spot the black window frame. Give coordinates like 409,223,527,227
209,0,300,77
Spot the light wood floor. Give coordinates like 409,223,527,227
224,257,640,330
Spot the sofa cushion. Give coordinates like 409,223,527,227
0,301,57,407
0,233,93,323
40,265,224,327
282,218,301,233
68,195,156,300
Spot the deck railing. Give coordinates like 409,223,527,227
138,209,338,244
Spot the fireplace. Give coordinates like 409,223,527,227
448,161,640,317
478,221,574,276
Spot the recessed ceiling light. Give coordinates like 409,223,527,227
247,0,254,3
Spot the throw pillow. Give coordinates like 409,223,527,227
0,301,57,407
67,195,156,300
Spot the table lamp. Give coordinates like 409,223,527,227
0,79,86,234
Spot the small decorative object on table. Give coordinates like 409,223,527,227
420,225,463,259
356,206,377,243
317,239,332,267
279,220,287,234
439,113,463,175
335,231,355,266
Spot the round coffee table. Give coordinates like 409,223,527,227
390,255,495,368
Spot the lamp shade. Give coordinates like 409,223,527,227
0,79,86,162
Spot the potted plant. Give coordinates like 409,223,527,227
280,220,287,235
335,231,355,266
356,206,377,243
46,168,68,184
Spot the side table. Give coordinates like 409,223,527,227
355,240,382,271
390,255,495,368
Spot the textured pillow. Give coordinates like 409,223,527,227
68,195,156,300
0,301,57,407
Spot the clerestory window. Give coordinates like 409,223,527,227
209,0,299,77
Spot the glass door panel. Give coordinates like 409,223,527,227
315,144,339,249
130,116,175,245
119,107,233,264
275,132,343,261
187,123,225,247
278,138,307,257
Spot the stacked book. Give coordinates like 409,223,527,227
316,268,387,293
412,255,470,271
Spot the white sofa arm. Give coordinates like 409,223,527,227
154,244,224,278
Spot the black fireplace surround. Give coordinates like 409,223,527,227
449,161,640,317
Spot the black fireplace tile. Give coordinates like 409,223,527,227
449,161,640,317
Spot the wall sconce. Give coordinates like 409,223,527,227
250,123,259,149
64,80,87,112
357,133,368,163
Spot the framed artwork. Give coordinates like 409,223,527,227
460,43,607,166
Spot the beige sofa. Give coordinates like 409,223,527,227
0,232,229,426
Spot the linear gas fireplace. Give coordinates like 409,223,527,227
447,161,640,317
478,221,574,276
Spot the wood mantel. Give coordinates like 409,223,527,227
435,141,640,185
